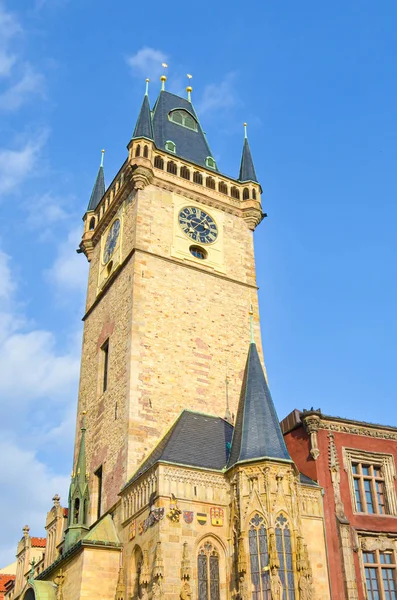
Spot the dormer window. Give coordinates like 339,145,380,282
169,110,198,132
165,140,176,153
205,156,216,170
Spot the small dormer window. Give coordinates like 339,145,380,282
169,110,198,132
205,156,216,170
165,140,176,153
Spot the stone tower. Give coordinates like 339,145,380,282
77,79,265,520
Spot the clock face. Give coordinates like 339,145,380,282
178,206,218,244
103,219,121,264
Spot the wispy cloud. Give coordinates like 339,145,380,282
0,63,44,111
0,130,48,198
126,46,168,81
0,3,45,111
196,72,239,116
45,225,88,295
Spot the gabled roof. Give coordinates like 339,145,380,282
239,137,258,183
126,410,233,486
87,164,105,212
132,94,153,140
151,90,216,170
227,343,291,468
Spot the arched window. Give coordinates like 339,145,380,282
275,514,295,599
89,217,96,230
135,144,141,157
154,156,164,170
165,140,176,153
243,187,249,200
206,156,216,169
218,181,228,195
253,189,257,200
193,171,203,185
73,498,80,524
198,541,220,600
206,176,215,190
180,166,190,180
143,145,149,158
167,161,177,175
249,513,271,599
169,110,198,131
231,186,240,200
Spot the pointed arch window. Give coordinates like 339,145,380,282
169,110,198,131
275,514,295,599
135,144,141,157
249,514,270,599
198,541,220,600
143,145,149,158
154,156,164,170
243,187,250,200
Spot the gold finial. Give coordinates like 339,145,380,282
244,123,248,139
249,303,255,343
186,74,193,101
161,63,168,90
100,149,105,168
145,78,150,95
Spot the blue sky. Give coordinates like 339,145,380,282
1,0,397,566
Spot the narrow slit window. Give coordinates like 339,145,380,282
95,466,103,521
102,340,109,392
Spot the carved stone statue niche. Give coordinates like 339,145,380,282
269,566,283,600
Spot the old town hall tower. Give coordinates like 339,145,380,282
9,78,331,600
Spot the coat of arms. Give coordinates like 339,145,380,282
210,507,224,526
129,520,136,540
197,513,207,525
183,511,193,524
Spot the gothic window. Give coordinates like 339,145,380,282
243,187,250,200
167,161,177,175
135,144,141,157
143,145,149,158
253,188,257,200
169,110,198,131
218,181,228,195
197,541,220,600
89,217,96,230
193,171,203,185
206,176,215,190
363,550,397,600
231,186,240,200
165,140,176,153
180,166,190,180
249,513,270,599
206,156,216,169
154,156,164,170
73,498,80,524
275,514,295,600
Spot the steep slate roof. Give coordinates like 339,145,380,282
227,343,291,467
239,137,258,183
126,411,233,486
87,164,105,212
132,94,153,140
151,90,217,170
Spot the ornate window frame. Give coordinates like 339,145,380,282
343,448,397,516
359,536,397,600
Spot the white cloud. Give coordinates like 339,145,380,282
0,63,44,111
126,46,168,81
45,226,89,295
0,3,21,78
196,72,238,115
0,438,69,567
25,192,71,239
0,131,48,199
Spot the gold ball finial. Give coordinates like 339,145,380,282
146,78,150,82
244,122,247,126
186,86,192,92
160,75,167,81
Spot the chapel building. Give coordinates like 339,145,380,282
3,77,331,600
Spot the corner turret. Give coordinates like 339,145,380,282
238,124,258,183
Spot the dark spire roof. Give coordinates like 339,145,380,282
239,137,258,183
132,93,153,141
227,343,291,468
151,90,217,170
87,154,105,212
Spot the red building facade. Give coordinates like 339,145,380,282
282,409,397,600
